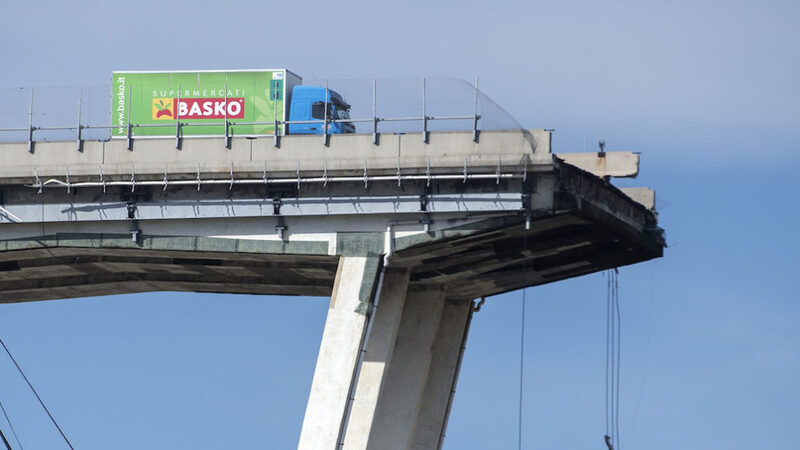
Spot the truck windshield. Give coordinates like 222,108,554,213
332,99,351,120
334,108,351,120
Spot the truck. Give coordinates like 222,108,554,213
111,69,354,138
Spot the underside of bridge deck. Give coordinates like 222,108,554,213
0,203,662,304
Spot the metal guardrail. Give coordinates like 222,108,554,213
0,78,485,153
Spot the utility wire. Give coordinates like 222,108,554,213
610,269,616,447
0,338,73,450
0,399,22,450
0,426,11,450
518,228,531,450
518,287,526,450
605,271,611,438
614,269,621,449
604,269,622,450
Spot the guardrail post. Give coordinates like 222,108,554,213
27,88,34,153
126,85,133,150
225,120,231,148
274,119,280,148
472,76,480,143
323,82,330,147
76,88,83,152
273,80,280,148
224,81,231,149
175,84,182,150
372,79,379,145
422,78,429,144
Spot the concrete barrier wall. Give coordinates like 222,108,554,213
0,129,552,182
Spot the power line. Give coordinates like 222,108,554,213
604,269,622,450
518,227,531,450
0,426,11,450
614,270,621,449
0,399,22,450
0,338,73,450
605,271,611,438
518,287,526,450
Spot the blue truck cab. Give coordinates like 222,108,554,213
288,85,355,135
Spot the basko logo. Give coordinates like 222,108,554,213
152,99,174,119
151,98,245,120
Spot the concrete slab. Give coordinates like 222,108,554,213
620,187,656,210
556,151,639,178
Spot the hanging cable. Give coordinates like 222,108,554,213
0,399,22,450
608,270,619,446
518,224,531,450
518,287,526,450
0,426,12,450
605,270,611,445
604,269,621,450
0,338,74,450
614,269,621,449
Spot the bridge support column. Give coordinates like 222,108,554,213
343,268,412,448
363,287,447,449
299,256,474,450
357,292,472,450
298,255,382,449
410,297,473,449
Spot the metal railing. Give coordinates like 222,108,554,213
0,77,493,153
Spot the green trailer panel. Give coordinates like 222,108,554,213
111,69,299,137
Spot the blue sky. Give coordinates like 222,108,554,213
0,0,798,448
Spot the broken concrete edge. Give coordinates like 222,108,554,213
555,152,639,179
554,158,662,233
555,157,659,218
391,160,663,256
552,179,666,255
618,187,655,211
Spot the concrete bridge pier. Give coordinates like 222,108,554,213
299,253,473,450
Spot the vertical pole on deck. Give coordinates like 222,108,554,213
323,81,329,146
273,79,280,148
224,80,230,149
76,88,83,152
126,85,133,151
27,88,34,153
372,79,378,145
472,76,480,143
175,84,182,149
422,78,428,144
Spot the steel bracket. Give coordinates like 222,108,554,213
275,215,287,240
98,166,106,194
420,212,432,232
522,174,536,230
